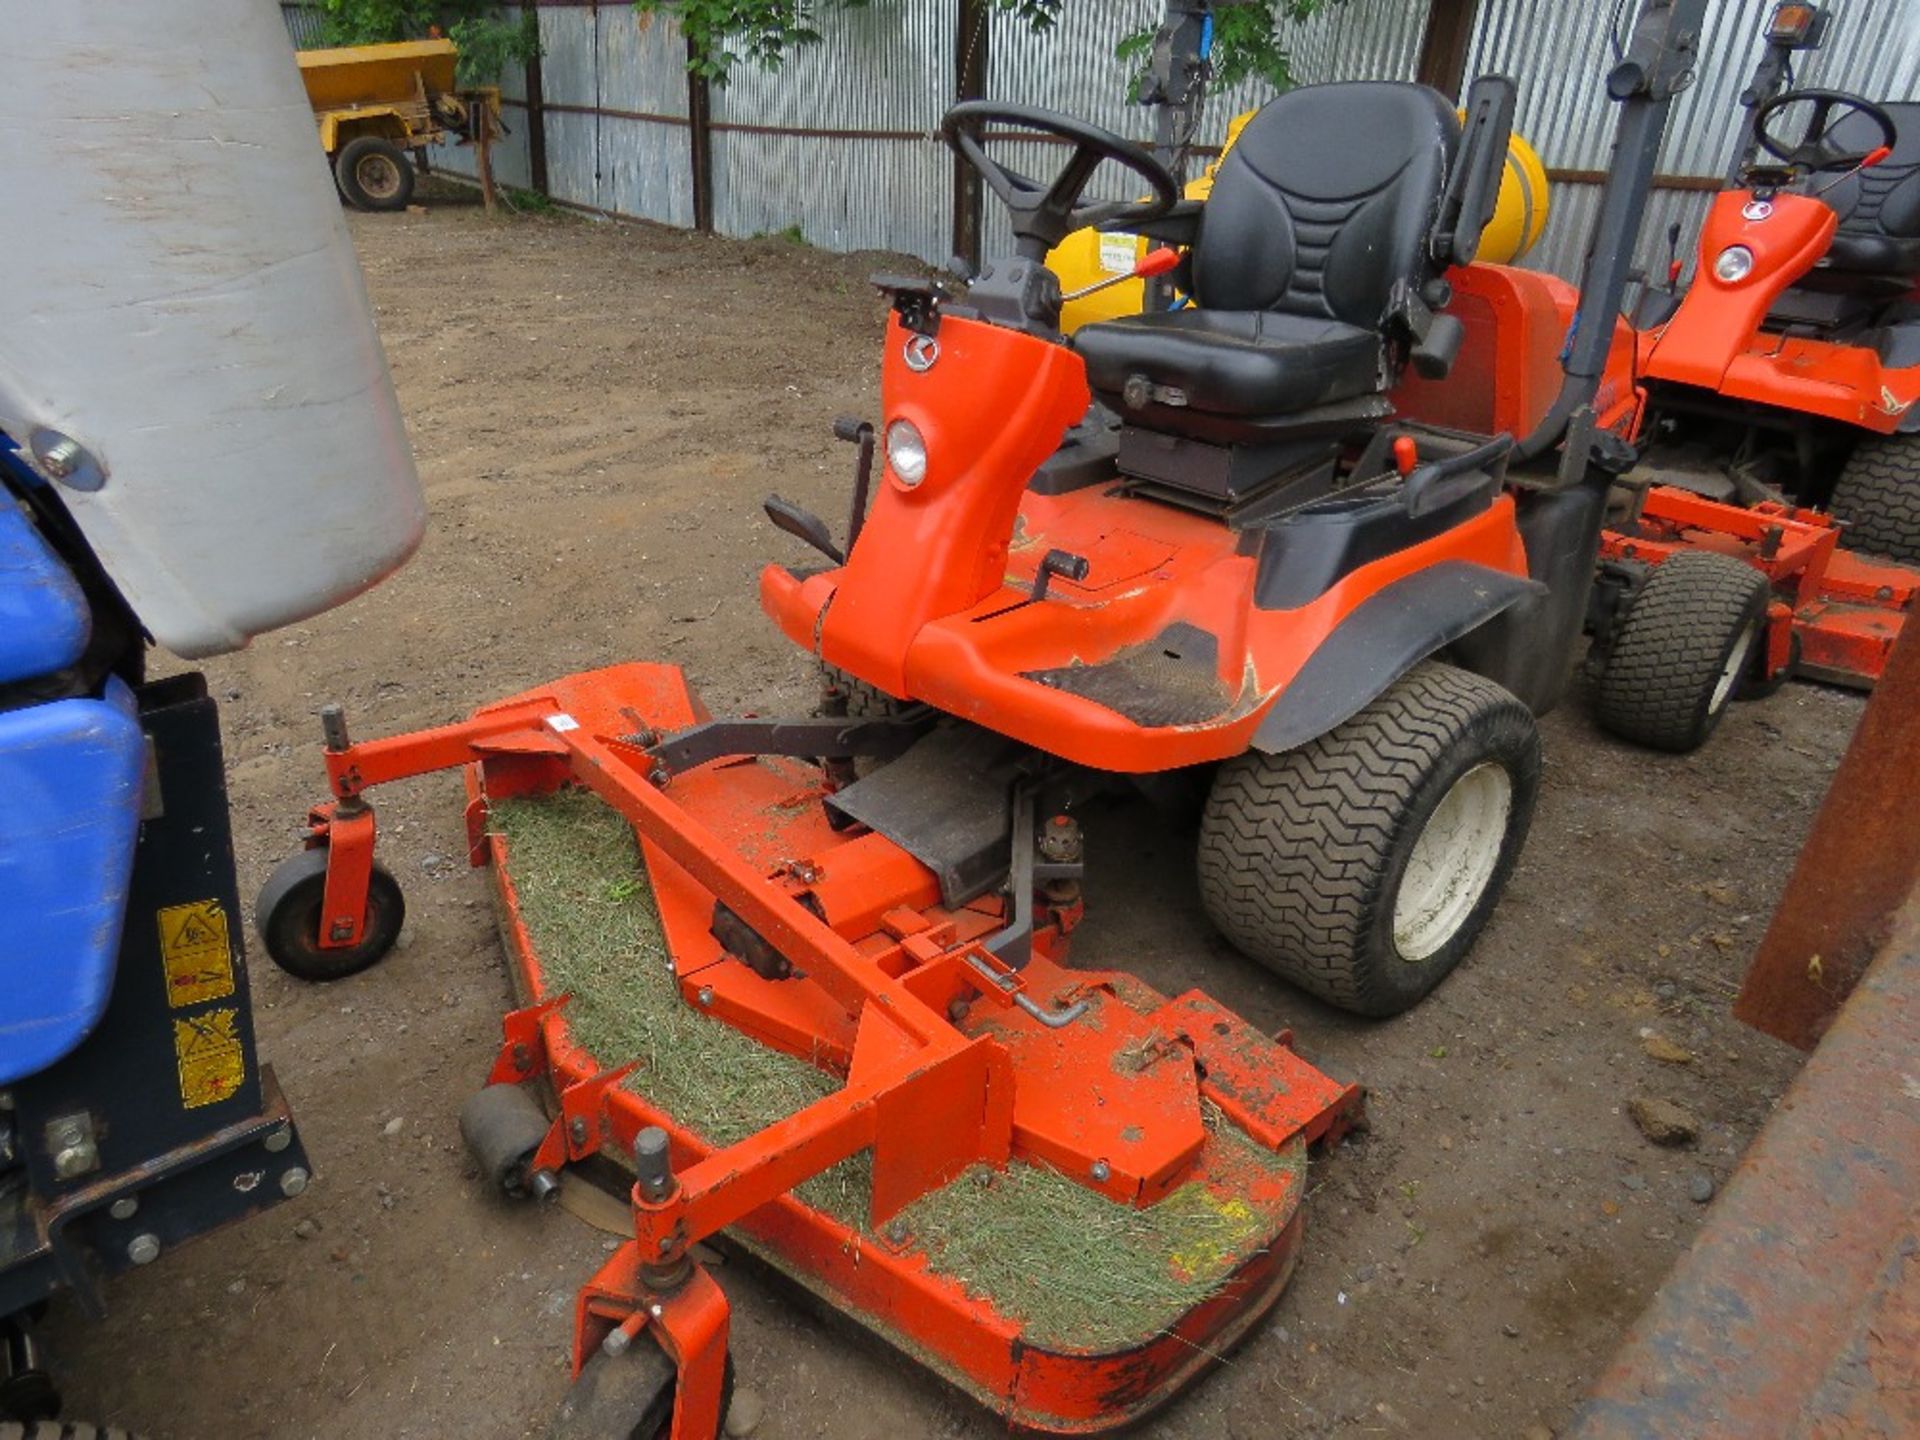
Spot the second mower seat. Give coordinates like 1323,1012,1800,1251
1075,82,1464,436
1806,103,1920,281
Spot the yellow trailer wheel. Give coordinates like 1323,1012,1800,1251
336,135,415,212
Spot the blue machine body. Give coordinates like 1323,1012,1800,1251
0,484,146,1085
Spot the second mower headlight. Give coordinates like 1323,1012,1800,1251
886,419,928,488
1713,245,1755,284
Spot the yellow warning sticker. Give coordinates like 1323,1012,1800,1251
157,900,235,1008
173,1008,246,1109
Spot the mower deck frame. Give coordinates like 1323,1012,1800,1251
300,662,1361,1434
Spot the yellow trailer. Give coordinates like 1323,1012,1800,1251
297,39,493,211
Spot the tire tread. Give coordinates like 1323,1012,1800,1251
1829,432,1920,566
1197,662,1537,1015
1595,552,1767,753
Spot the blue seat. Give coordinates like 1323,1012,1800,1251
0,496,144,1083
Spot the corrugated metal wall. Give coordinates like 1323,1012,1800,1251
1469,0,1920,278
279,1,325,50
391,0,1920,279
711,4,951,254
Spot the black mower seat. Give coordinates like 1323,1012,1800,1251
1076,82,1461,427
1807,103,1920,280
1077,310,1381,415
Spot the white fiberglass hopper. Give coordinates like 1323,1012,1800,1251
0,0,425,658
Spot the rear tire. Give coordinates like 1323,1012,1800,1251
335,136,415,212
1197,662,1540,1018
1829,432,1920,565
1594,552,1768,753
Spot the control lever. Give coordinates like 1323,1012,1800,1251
1062,246,1180,303
1030,548,1091,603
1402,434,1516,520
833,417,877,552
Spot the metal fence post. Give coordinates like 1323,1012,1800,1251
951,0,988,270
687,36,715,233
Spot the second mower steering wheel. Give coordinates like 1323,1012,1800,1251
1752,88,1897,174
942,101,1179,258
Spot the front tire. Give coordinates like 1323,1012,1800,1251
1594,552,1768,753
1829,432,1920,565
1198,662,1540,1018
335,135,415,212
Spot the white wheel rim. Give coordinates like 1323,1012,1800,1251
1393,762,1513,963
1709,621,1756,715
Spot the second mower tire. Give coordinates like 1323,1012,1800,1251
1594,552,1769,753
1197,662,1541,1018
1828,432,1920,566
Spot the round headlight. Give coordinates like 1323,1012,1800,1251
886,419,928,488
1712,245,1755,284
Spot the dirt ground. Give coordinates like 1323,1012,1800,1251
45,188,1863,1439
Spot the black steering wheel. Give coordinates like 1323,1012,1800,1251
941,101,1179,258
1752,88,1897,174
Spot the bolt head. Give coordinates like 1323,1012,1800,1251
697,986,714,1007
648,1303,663,1319
263,1126,293,1154
37,435,82,477
1090,1159,1111,1184
279,1166,310,1197
569,1117,589,1145
127,1233,162,1266
52,1142,99,1180
109,1196,139,1221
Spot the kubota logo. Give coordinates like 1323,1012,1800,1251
903,334,940,372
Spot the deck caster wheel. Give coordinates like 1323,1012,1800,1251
459,1083,555,1200
1737,627,1799,703
1593,552,1769,753
255,848,406,983
550,1337,733,1440
0,1320,57,1424
1198,662,1540,1018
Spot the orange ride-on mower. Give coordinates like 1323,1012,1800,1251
257,2,1705,1433
1578,1,1919,740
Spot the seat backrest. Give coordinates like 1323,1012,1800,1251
1190,82,1461,329
1817,103,1920,246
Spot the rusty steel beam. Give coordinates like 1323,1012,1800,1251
1570,896,1920,1440
1734,606,1920,1049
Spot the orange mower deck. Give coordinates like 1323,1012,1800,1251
298,662,1362,1434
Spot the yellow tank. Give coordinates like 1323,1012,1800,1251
1052,111,1551,333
